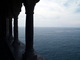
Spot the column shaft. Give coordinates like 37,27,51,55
14,17,18,44
25,8,34,52
9,18,12,38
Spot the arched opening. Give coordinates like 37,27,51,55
33,0,80,60
12,5,26,45
18,5,26,44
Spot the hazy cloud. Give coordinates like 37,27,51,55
19,0,80,27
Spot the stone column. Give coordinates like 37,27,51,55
9,18,12,37
9,18,13,43
25,5,34,52
23,0,40,60
23,5,36,60
13,17,18,47
6,18,9,39
23,1,39,60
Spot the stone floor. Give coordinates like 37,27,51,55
8,41,46,60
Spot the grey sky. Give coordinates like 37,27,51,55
18,0,80,27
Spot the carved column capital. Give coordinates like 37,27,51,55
23,0,40,14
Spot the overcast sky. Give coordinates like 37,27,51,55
18,0,80,27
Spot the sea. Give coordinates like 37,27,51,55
18,27,80,60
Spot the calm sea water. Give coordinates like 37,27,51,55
19,27,80,60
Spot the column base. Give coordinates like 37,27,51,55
12,40,20,48
22,50,37,60
8,36,14,45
